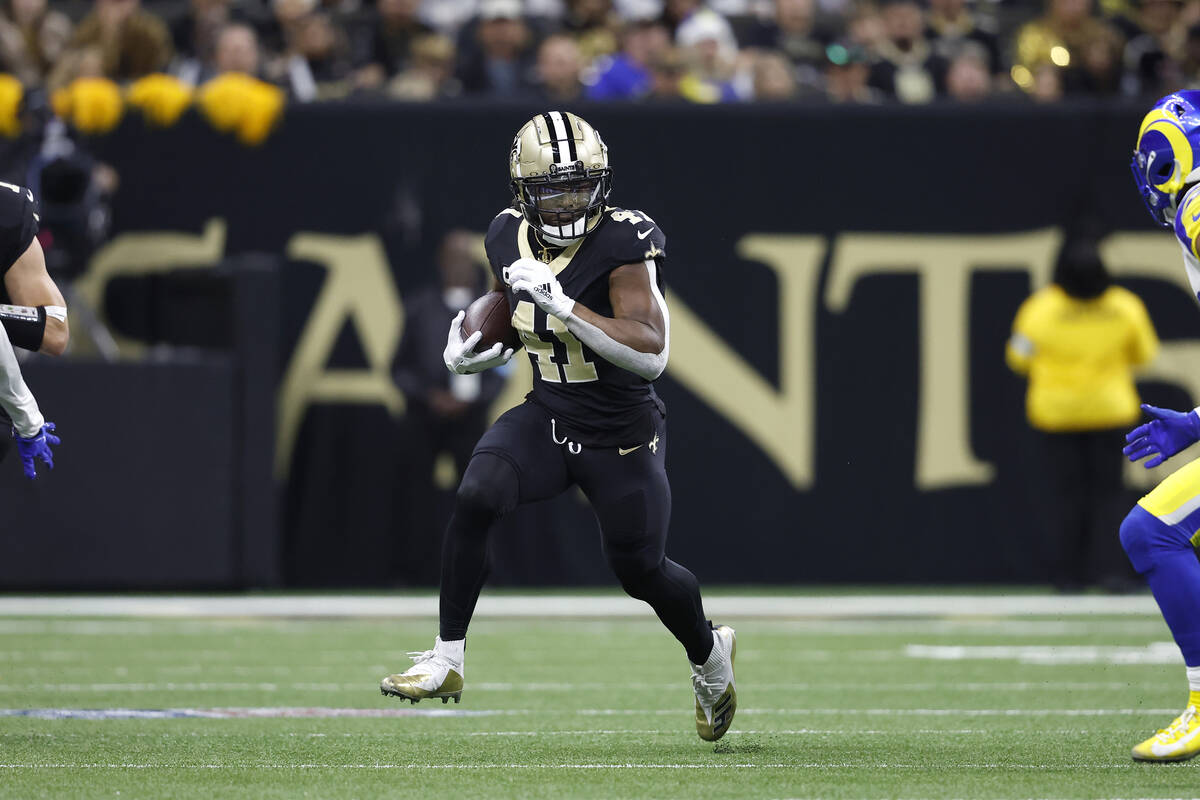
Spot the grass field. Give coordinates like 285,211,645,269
1,592,1198,799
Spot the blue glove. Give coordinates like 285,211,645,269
13,422,59,479
1123,404,1200,468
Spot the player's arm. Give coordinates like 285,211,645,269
505,257,668,380
0,316,58,478
1124,198,1200,467
0,317,42,436
2,238,68,356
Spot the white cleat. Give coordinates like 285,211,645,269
692,624,736,741
380,638,464,705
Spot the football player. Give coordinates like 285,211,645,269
381,111,737,741
1123,91,1200,761
0,181,66,479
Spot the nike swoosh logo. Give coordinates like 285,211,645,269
618,445,642,455
1192,211,1200,221
637,229,652,239
1150,725,1200,756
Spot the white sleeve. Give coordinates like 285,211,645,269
1181,241,1200,306
0,321,43,437
563,259,670,382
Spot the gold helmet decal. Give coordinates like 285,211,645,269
509,111,613,242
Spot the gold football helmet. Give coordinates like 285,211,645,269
509,111,612,243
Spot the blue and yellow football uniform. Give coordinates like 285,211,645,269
1124,94,1200,761
1138,184,1200,538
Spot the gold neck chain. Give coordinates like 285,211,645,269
532,232,561,264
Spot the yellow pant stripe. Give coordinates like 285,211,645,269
1139,458,1200,526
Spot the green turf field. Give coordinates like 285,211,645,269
1,594,1197,799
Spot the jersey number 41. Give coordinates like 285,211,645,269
512,300,598,384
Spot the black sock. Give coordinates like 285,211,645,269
620,557,713,665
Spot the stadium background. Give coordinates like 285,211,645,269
0,0,1195,590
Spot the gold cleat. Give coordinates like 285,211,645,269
692,624,736,742
380,648,464,705
1132,705,1200,762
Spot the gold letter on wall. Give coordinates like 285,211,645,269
74,219,228,356
667,235,825,490
825,230,1061,489
277,233,405,478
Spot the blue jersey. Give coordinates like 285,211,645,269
484,206,668,447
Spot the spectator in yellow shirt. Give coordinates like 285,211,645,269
1007,239,1159,591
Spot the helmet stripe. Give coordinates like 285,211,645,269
1147,118,1193,193
540,112,561,166
547,110,572,166
554,110,578,163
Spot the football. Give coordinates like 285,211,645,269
461,290,521,352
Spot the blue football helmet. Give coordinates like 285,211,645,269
1132,91,1200,228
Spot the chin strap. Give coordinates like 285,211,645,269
534,205,604,245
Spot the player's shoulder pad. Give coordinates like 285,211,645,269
594,207,666,265
0,182,37,275
485,207,522,248
484,207,522,279
1175,185,1200,259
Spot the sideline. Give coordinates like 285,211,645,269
0,594,1160,618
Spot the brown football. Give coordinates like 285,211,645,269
461,290,521,352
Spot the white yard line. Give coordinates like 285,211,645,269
0,618,1171,635
0,594,1161,619
0,649,901,663
0,762,1147,770
0,681,1146,693
905,643,1183,665
581,708,1181,717
0,729,1097,737
0,707,1178,720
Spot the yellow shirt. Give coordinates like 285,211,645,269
1006,285,1159,432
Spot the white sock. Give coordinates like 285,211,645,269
698,630,725,671
435,636,464,665
1186,665,1200,694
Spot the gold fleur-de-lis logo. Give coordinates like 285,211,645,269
648,433,659,454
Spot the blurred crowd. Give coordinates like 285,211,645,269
8,0,1200,105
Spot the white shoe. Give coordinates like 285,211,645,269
692,624,736,741
380,637,464,704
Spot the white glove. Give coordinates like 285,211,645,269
443,310,514,375
504,257,576,320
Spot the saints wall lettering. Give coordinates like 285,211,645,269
79,225,1200,487
74,219,229,357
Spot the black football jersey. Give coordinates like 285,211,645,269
0,182,38,303
484,206,668,447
